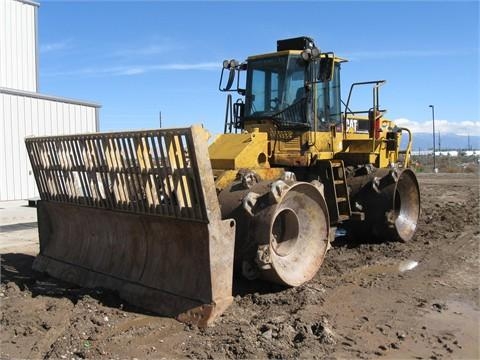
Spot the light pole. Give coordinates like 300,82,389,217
438,130,441,152
429,105,436,172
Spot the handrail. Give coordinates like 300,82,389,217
398,127,413,168
343,80,386,140
224,94,234,134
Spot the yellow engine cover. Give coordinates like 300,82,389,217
209,130,270,170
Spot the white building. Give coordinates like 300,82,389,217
413,149,480,157
0,0,100,200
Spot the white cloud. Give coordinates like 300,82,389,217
116,67,146,75
44,62,220,77
113,44,177,57
40,40,72,53
154,63,219,70
394,118,480,136
341,49,474,61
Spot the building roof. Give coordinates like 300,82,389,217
15,0,40,7
0,87,101,108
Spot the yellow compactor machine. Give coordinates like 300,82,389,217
25,37,420,326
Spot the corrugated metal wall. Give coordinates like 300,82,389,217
0,0,38,91
1,89,99,200
0,0,102,201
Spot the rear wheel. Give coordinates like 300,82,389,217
349,168,420,242
391,169,421,241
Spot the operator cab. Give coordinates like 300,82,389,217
220,36,345,133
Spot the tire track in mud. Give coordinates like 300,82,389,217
28,308,75,359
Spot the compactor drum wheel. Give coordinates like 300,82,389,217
390,169,421,241
219,180,330,286
352,168,421,242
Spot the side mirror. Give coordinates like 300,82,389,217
224,68,236,91
318,54,335,82
219,59,246,93
306,52,335,84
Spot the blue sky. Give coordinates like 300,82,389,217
38,0,479,136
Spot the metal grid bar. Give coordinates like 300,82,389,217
25,128,208,222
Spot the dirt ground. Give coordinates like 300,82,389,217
1,172,479,359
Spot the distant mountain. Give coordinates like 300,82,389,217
407,132,480,151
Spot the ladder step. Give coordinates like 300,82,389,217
331,162,342,167
351,211,365,221
336,197,347,202
338,214,350,222
334,180,344,185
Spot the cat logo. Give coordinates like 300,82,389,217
346,119,358,132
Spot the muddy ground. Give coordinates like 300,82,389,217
1,172,479,359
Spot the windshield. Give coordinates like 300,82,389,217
245,55,307,120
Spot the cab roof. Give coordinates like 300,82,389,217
247,50,348,63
